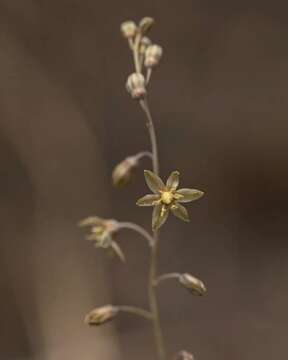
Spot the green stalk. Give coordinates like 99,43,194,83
140,99,165,360
132,37,165,360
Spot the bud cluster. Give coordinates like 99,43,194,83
121,17,163,99
120,17,154,40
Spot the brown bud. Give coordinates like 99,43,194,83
179,273,207,296
126,73,146,99
175,350,195,360
139,17,154,34
144,44,163,67
84,305,119,326
121,21,137,38
112,156,138,187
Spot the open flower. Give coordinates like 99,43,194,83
79,216,125,261
79,216,118,247
136,170,204,230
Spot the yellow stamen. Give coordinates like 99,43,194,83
92,226,105,236
173,193,183,200
161,191,173,205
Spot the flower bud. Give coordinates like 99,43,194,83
179,273,207,296
126,73,146,99
112,156,138,187
120,21,137,38
175,351,195,360
139,36,152,55
139,17,154,34
84,305,119,326
144,44,163,68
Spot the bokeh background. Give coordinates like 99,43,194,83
0,1,288,359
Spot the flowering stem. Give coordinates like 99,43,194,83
132,39,165,360
117,222,154,246
139,98,165,360
118,305,153,320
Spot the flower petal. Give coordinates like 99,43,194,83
176,188,204,203
152,204,169,230
111,241,126,262
144,170,165,193
171,203,190,222
79,216,104,227
166,171,180,191
94,233,112,248
136,194,160,206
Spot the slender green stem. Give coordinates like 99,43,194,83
128,38,134,51
118,305,153,320
117,222,154,246
135,151,153,161
155,273,181,286
146,68,153,85
148,232,165,360
133,33,142,73
139,99,165,360
132,40,165,360
139,99,159,175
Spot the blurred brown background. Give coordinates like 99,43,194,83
0,1,288,359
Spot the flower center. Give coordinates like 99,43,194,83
92,226,105,236
161,191,173,205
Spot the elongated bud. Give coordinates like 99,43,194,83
179,273,207,296
139,36,152,55
139,17,154,34
175,351,195,360
121,21,137,38
144,44,163,68
84,305,119,326
126,73,146,99
112,155,138,187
